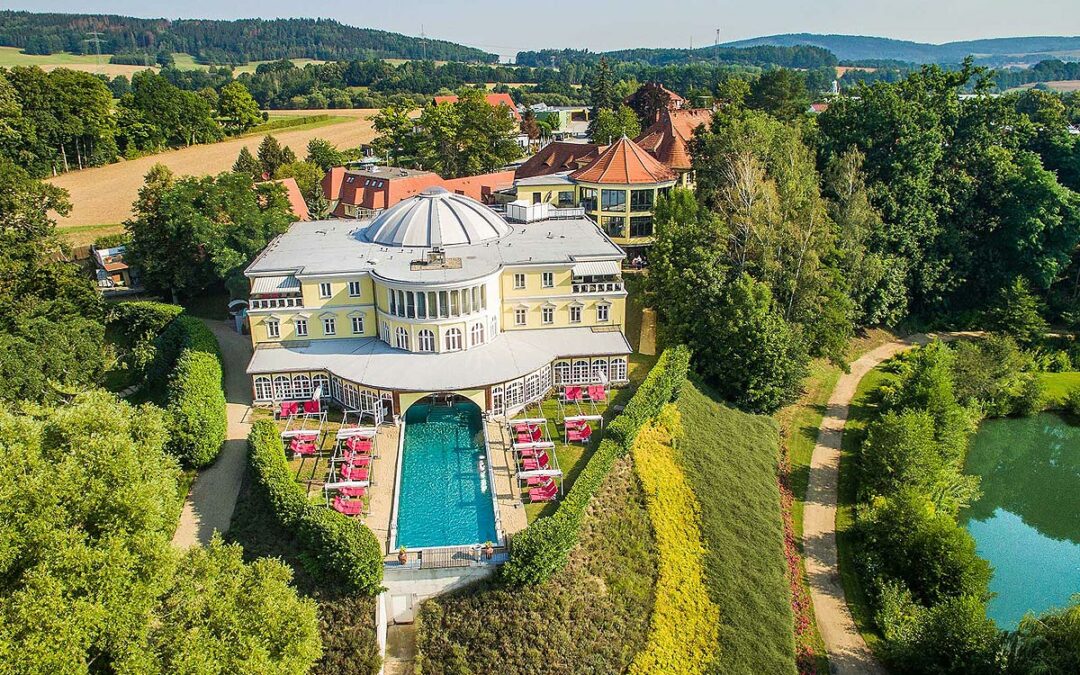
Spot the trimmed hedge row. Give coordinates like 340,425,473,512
106,301,184,343
167,350,227,468
248,420,384,595
501,345,692,586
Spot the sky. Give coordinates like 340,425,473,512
8,0,1080,61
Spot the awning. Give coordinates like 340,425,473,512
571,260,620,277
251,275,301,294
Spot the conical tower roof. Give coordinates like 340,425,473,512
569,136,677,184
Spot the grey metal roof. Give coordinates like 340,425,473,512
250,275,301,294
514,172,575,187
245,195,625,285
363,187,510,248
246,327,631,392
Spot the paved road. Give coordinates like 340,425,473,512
172,319,254,549
803,336,933,675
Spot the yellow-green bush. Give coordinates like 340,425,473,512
629,414,720,674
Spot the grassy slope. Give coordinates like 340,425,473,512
676,378,797,675
416,456,657,674
1041,371,1080,408
227,476,382,675
836,367,897,649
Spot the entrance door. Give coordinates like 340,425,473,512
532,192,541,204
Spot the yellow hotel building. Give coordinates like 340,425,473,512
244,187,630,417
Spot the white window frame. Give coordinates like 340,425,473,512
541,271,554,288
542,306,554,325
597,303,610,322
395,327,410,351
417,329,435,352
323,317,336,335
380,321,390,342
254,376,273,401
351,315,364,335
514,308,527,326
293,374,312,398
273,375,292,399
348,280,362,297
266,319,280,338
513,273,526,289
470,322,484,347
294,318,308,337
611,357,628,382
319,282,332,298
445,327,463,351
569,305,582,323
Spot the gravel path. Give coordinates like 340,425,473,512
803,336,933,674
171,319,254,549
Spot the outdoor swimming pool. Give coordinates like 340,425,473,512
395,401,499,549
961,412,1080,629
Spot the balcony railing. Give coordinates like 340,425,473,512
250,296,304,310
572,281,624,294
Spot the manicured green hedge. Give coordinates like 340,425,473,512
107,301,184,343
248,420,384,595
167,350,227,468
147,314,223,394
502,345,692,586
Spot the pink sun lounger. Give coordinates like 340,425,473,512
567,424,592,443
332,495,364,516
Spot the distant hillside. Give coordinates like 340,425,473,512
0,10,497,65
516,44,837,69
722,33,1080,66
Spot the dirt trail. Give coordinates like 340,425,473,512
48,109,377,228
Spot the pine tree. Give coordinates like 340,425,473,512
256,135,294,179
587,57,620,139
232,146,261,180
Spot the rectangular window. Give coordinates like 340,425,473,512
542,306,554,324
295,319,308,337
630,189,654,211
541,272,554,288
601,189,626,211
514,308,527,326
597,304,610,322
579,187,597,211
406,291,415,319
351,316,364,334
450,289,460,316
319,282,332,298
439,291,449,318
630,216,654,238
602,216,625,237
266,319,280,338
417,291,427,318
388,288,396,314
557,190,574,207
323,317,336,335
348,280,362,297
513,273,526,290
569,305,582,323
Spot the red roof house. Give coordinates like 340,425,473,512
322,166,514,218
634,108,713,172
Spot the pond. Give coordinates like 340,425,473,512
961,412,1080,630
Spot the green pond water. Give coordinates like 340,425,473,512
961,412,1080,630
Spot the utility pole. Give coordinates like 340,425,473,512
715,27,720,65
85,31,104,74
421,24,427,61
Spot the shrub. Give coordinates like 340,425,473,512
166,350,227,468
1068,388,1080,416
502,345,692,586
628,418,720,674
248,421,383,595
146,314,222,396
108,301,184,340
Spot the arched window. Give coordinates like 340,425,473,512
553,361,571,385
445,328,463,351
610,357,628,382
344,383,359,410
395,327,410,351
417,329,435,352
380,321,390,343
312,374,329,398
254,376,273,401
470,322,484,347
591,359,609,383
273,375,292,400
292,374,312,398
571,360,590,384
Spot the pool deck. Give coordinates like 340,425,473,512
365,423,401,554
486,420,529,540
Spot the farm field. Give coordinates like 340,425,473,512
1009,79,1080,92
47,109,378,229
0,46,150,76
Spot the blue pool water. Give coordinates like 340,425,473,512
396,401,498,548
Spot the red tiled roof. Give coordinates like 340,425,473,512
625,82,687,111
325,167,513,217
270,177,311,221
634,108,713,171
569,137,677,185
432,92,522,121
514,141,601,179
809,102,830,113
442,170,516,202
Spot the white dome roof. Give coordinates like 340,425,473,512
363,187,511,248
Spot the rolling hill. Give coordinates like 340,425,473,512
0,11,497,65
722,33,1080,66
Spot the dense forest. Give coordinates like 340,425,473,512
0,11,496,64
516,45,837,69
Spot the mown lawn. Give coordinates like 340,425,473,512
416,455,658,674
227,475,382,675
1041,371,1080,408
836,366,898,649
676,378,797,675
